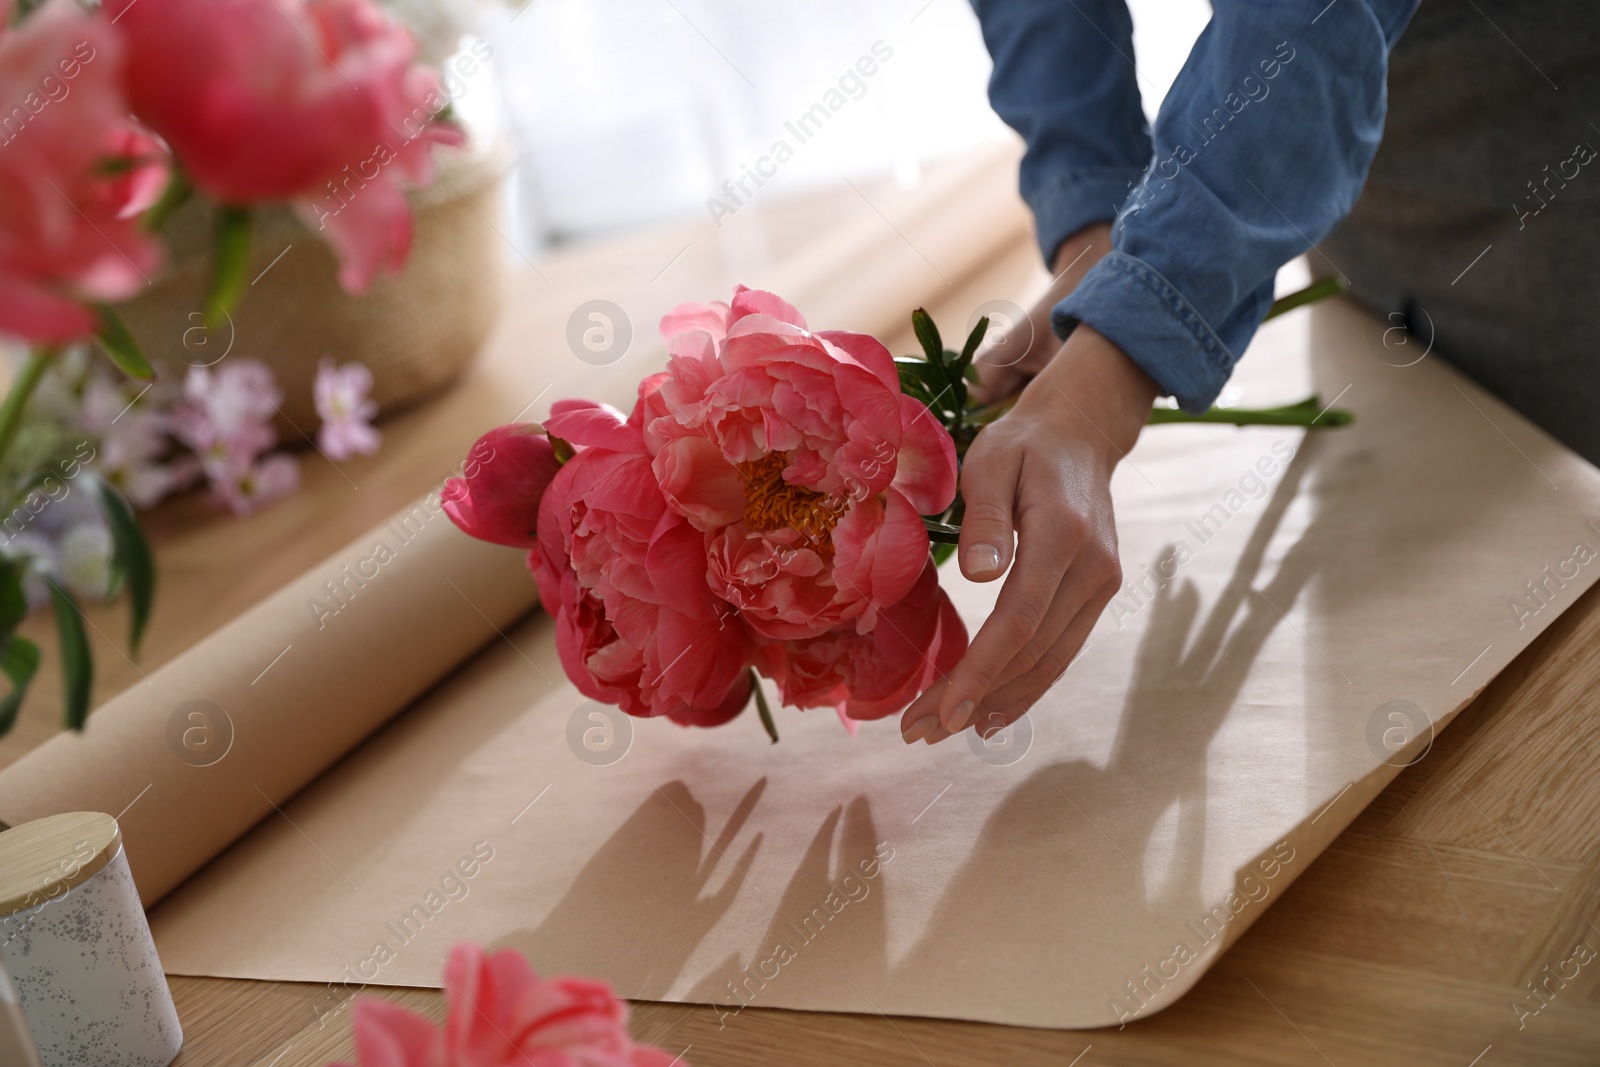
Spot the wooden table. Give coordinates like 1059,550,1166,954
3,150,1597,1066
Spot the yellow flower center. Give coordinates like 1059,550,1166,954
737,451,845,555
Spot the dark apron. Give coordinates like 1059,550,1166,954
1318,0,1600,462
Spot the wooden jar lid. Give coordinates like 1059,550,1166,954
0,812,121,918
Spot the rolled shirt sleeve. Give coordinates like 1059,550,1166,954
972,0,1153,264
976,0,1419,412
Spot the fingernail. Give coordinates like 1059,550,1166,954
944,699,975,733
902,716,938,744
962,543,1002,577
923,724,950,745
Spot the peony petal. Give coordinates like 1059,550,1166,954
666,666,752,727
351,998,445,1067
719,315,820,371
660,300,730,344
816,330,899,393
297,177,412,294
644,513,716,618
653,436,745,530
544,399,644,453
891,393,960,515
830,489,929,628
729,285,807,329
0,272,98,343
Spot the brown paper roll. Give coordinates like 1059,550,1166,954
0,496,535,906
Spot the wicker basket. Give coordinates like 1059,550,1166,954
117,142,508,436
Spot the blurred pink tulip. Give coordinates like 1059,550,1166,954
332,943,683,1067
107,0,463,291
0,0,166,343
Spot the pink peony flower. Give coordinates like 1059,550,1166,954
333,942,682,1067
441,425,562,550
527,393,751,726
0,0,166,343
645,286,958,641
315,358,382,460
757,560,967,722
106,0,464,292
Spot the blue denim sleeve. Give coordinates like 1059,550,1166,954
1052,0,1420,411
970,0,1152,264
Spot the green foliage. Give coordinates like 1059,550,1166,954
93,477,155,653
751,671,779,743
93,304,154,379
47,580,92,732
205,206,253,329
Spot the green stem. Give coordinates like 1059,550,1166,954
1147,397,1352,427
142,171,193,233
0,349,54,468
1264,276,1347,321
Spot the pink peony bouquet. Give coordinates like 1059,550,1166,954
330,942,682,1067
444,287,971,736
443,282,1358,740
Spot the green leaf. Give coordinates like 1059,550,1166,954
93,304,154,379
0,562,25,635
930,542,956,567
0,635,40,737
142,171,193,233
47,580,92,731
751,671,778,744
896,365,931,402
93,477,154,653
205,206,252,329
958,316,990,371
910,307,944,366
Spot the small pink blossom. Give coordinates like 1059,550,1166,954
169,360,300,515
315,358,382,460
210,450,300,516
170,361,282,463
331,942,682,1067
77,374,194,508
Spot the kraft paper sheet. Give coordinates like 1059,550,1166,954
3,299,1598,1029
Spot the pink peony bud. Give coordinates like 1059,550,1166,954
442,425,561,550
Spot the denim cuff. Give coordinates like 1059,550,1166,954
1051,252,1238,414
1024,166,1146,265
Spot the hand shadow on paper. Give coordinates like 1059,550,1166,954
490,777,766,1000
681,794,887,1015
878,437,1337,1012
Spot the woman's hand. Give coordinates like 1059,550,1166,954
973,222,1114,405
900,323,1158,745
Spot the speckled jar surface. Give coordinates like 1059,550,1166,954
0,843,181,1067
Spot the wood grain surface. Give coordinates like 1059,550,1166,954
2,150,1597,1066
